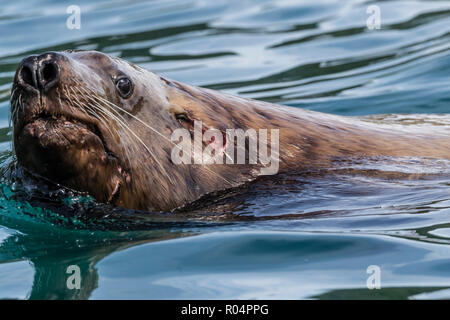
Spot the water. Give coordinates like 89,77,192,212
0,0,450,299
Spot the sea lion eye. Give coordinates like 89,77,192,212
116,77,133,98
175,113,189,121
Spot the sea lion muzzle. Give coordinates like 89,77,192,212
11,51,127,205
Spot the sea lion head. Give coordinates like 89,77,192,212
11,51,254,211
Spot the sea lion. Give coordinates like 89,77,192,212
10,50,450,212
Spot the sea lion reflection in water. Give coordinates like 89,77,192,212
10,51,450,212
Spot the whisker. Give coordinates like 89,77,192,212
88,89,233,185
73,85,142,161
76,84,234,185
71,87,135,166
71,87,170,178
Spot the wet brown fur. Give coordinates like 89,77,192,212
10,50,450,212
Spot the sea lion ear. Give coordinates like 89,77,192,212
168,104,195,127
168,104,185,116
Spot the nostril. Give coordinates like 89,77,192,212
20,65,34,88
16,54,60,91
42,62,57,83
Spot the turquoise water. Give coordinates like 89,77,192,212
1,0,450,299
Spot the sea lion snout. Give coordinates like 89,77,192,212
17,53,61,90
11,51,130,205
15,52,62,93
